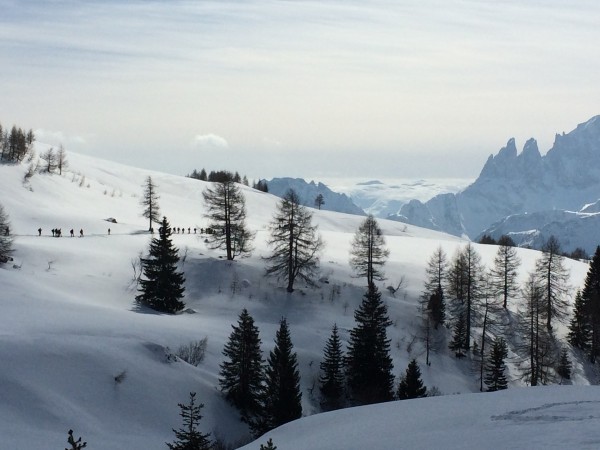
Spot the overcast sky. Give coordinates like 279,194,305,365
1,0,599,181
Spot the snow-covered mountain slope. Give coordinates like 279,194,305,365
265,177,366,216
0,147,592,449
240,386,600,450
398,115,600,251
479,209,600,254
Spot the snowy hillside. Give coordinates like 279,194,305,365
479,209,600,255
398,115,600,252
240,386,600,450
265,177,365,216
0,147,593,449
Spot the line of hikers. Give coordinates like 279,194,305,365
158,227,214,235
33,226,211,237
42,228,85,238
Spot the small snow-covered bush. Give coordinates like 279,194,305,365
177,337,208,366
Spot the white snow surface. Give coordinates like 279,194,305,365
0,147,594,449
240,386,600,450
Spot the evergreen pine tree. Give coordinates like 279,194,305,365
397,359,427,400
65,429,87,449
314,193,325,210
135,217,185,313
568,290,590,351
484,337,508,391
219,309,264,421
448,311,467,357
427,287,445,330
422,246,447,328
556,347,572,381
260,439,277,450
253,318,302,436
167,392,212,450
582,246,600,363
346,285,395,405
0,203,13,264
319,323,345,410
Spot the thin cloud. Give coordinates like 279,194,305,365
34,129,87,147
192,134,228,149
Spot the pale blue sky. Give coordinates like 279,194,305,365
1,0,599,180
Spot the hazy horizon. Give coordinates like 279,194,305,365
2,0,599,180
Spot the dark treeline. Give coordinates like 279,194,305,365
478,233,589,261
187,168,268,192
0,121,35,163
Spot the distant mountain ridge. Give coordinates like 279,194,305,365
265,177,366,216
396,115,600,253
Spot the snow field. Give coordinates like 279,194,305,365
0,147,592,449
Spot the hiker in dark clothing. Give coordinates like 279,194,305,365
38,228,42,236
108,228,111,235
70,229,74,237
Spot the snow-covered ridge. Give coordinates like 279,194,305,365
397,115,600,252
265,177,366,216
0,146,591,448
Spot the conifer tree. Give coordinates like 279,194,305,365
556,347,572,381
397,359,427,400
427,287,445,330
41,147,57,173
581,246,600,362
219,309,264,420
203,171,254,260
568,290,590,351
0,203,13,264
136,217,185,313
448,311,467,357
141,176,161,231
422,246,447,328
484,337,508,391
446,244,484,351
490,238,521,308
319,324,345,410
259,438,277,450
518,273,553,386
346,285,395,404
314,193,325,210
57,143,68,175
461,243,484,351
535,235,570,331
253,318,302,436
265,189,323,292
167,392,212,450
349,215,389,287
65,429,87,449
